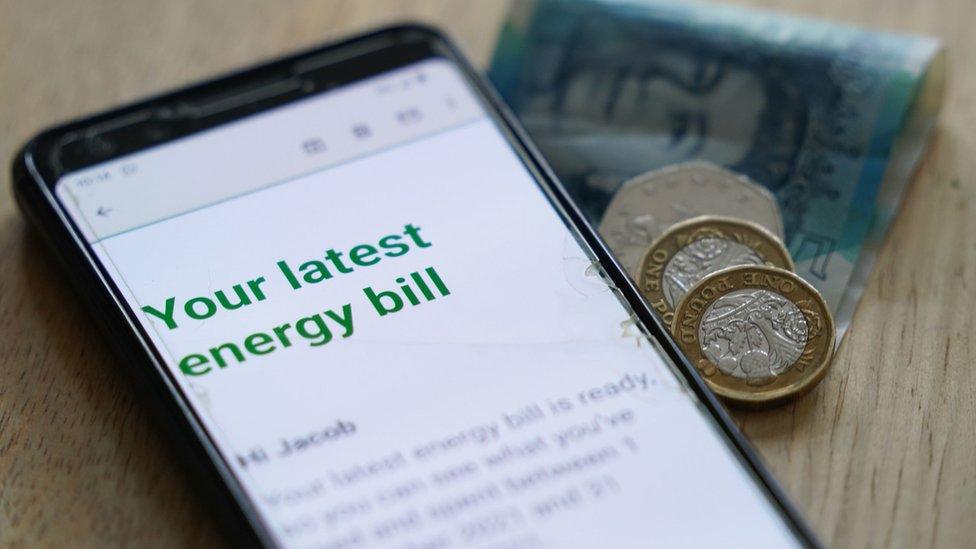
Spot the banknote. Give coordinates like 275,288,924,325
489,0,945,335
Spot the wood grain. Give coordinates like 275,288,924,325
0,1,973,547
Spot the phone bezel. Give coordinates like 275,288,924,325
11,24,820,547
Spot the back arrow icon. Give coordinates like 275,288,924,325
97,206,113,217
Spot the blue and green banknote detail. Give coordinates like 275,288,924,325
489,0,944,333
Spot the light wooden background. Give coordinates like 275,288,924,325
1,1,973,547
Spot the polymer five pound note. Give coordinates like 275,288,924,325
489,0,945,336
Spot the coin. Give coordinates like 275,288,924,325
672,265,835,407
636,216,794,329
598,161,785,277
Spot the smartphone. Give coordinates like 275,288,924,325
12,25,817,548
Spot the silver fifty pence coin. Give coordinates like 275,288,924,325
598,161,785,277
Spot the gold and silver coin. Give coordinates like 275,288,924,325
636,216,793,329
672,265,835,407
598,161,785,277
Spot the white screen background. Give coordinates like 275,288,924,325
57,60,798,548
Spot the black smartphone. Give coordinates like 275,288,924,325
12,25,818,548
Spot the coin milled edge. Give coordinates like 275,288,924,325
635,215,794,330
671,264,836,408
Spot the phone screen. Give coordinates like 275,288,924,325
55,58,799,547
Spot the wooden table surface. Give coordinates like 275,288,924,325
1,1,973,547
